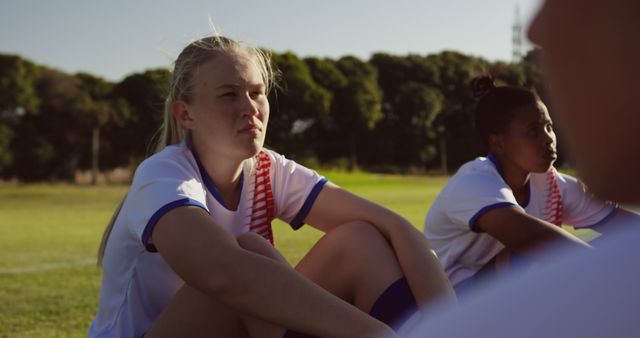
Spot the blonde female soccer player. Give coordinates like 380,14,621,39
89,36,453,338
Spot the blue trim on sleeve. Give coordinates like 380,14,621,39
191,148,243,210
469,202,519,232
141,198,209,252
290,178,329,230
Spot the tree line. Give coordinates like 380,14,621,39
0,49,548,182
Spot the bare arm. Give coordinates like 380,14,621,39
151,206,395,338
475,206,591,254
303,183,456,313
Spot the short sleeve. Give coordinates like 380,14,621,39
126,157,209,252
558,173,616,228
267,150,327,230
444,172,521,232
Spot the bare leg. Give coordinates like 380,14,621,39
147,222,409,337
242,225,409,336
295,221,404,314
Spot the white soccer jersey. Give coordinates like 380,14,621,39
424,155,615,286
89,142,327,338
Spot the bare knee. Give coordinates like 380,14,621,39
299,221,397,278
296,221,403,310
323,221,391,258
302,221,393,265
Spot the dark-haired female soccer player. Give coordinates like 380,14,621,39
423,76,636,293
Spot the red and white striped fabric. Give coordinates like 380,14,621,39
543,168,564,226
248,150,275,244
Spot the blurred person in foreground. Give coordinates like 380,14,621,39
405,0,640,336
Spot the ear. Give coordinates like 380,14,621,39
488,134,505,154
172,100,194,130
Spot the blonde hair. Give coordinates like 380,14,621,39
98,35,276,266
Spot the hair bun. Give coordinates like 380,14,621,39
471,76,496,99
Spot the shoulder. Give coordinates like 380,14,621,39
554,170,589,196
133,144,199,186
259,148,287,164
456,157,503,179
447,158,508,195
126,144,208,214
529,169,584,193
429,158,518,231
554,170,580,184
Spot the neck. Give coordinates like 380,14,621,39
206,158,244,192
193,143,245,209
491,153,531,203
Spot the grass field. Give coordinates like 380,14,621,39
0,171,449,337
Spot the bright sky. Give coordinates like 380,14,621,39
1,0,542,82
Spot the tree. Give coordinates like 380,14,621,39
369,53,442,170
370,53,439,102
0,54,40,114
266,52,331,159
75,72,120,184
491,61,526,87
330,56,383,170
0,124,14,171
10,68,84,181
426,51,489,172
304,57,349,164
0,54,40,173
109,69,170,167
305,57,348,93
0,49,554,180
391,83,445,168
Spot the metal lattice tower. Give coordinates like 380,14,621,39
512,4,523,63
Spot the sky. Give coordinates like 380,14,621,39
1,0,543,82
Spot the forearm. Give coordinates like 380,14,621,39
512,221,591,254
206,247,394,338
477,208,591,257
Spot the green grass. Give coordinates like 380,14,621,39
0,184,127,338
0,173,447,337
